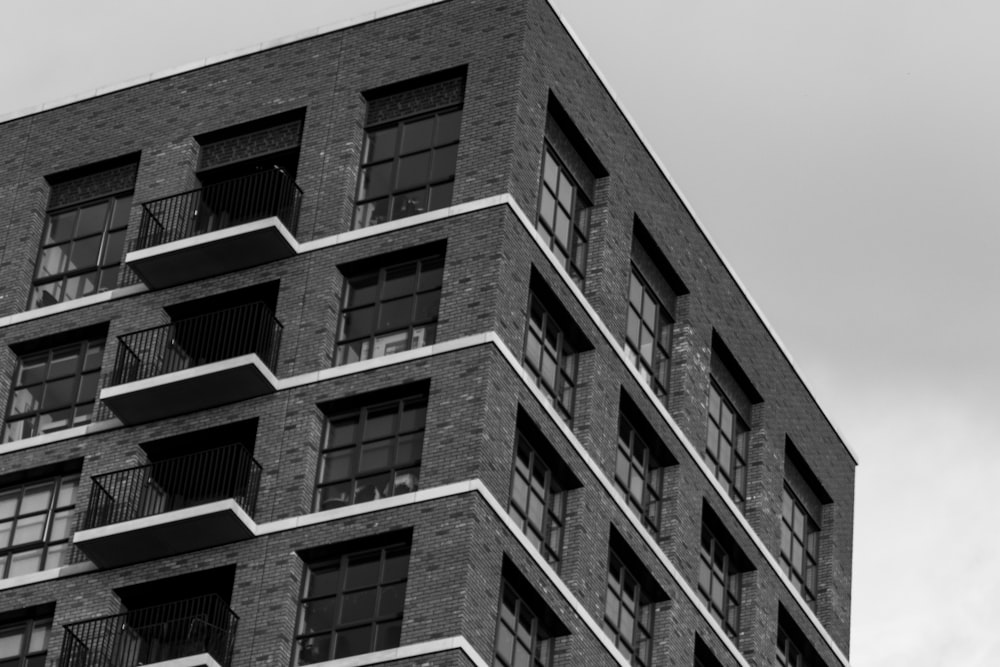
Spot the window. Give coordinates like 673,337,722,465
508,429,566,566
625,268,672,402
615,415,663,536
30,194,131,309
294,540,409,664
697,522,741,641
0,475,77,579
353,108,462,228
493,581,554,667
4,337,104,442
776,625,807,667
705,383,748,507
336,254,444,365
315,394,426,511
535,146,590,286
0,617,51,667
523,292,578,423
780,486,819,608
604,550,654,666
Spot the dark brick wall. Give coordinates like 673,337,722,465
198,119,303,171
48,160,138,209
365,74,466,126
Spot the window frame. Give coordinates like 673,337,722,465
314,394,426,512
535,144,590,287
604,549,654,667
705,382,749,507
293,540,410,665
507,428,567,567
0,616,51,667
625,266,673,403
4,337,105,443
776,625,807,667
0,474,78,580
522,292,578,424
353,105,462,229
335,254,444,366
615,414,664,537
697,522,742,642
780,485,820,608
30,191,132,310
493,581,554,667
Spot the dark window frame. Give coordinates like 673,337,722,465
4,337,105,443
705,382,749,507
615,414,664,536
293,540,410,664
314,394,426,511
353,105,462,229
697,522,742,642
522,292,578,424
625,266,673,403
0,615,52,667
493,580,554,667
780,485,820,608
508,428,566,568
535,144,590,287
30,191,132,310
604,549,654,666
0,474,78,580
335,254,444,366
776,624,807,667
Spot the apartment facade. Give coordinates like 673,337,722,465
0,2,856,667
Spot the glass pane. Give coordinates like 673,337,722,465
12,514,46,545
111,195,133,229
345,550,381,589
46,210,77,243
327,417,359,448
8,548,43,577
400,117,434,154
434,110,462,145
358,162,393,200
392,468,418,495
49,509,72,540
538,188,556,227
68,236,101,271
333,625,372,659
339,588,377,624
0,491,17,520
377,581,406,616
382,546,409,582
321,450,353,483
372,331,409,358
296,635,331,665
82,343,104,372
20,484,54,514
29,620,50,652
76,202,109,236
395,151,431,191
398,401,426,432
340,306,375,340
41,377,75,411
358,439,393,473
0,523,10,549
414,291,440,323
553,209,571,247
430,144,458,181
346,273,379,307
542,152,559,190
363,406,397,441
64,272,98,300
31,283,62,309
428,181,453,211
365,126,398,163
48,347,82,379
418,258,444,290
353,198,390,228
98,265,120,291
318,482,351,510
10,386,43,416
102,229,127,266
353,472,390,503
375,619,402,651
77,372,99,403
390,188,428,219
37,244,69,278
377,297,415,331
44,542,66,570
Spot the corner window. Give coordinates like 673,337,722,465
315,394,426,511
336,254,444,365
493,581,554,667
508,428,566,567
30,194,131,309
535,146,590,286
697,522,742,642
0,616,51,667
294,540,410,664
0,475,78,579
522,292,578,424
615,414,664,536
705,383,748,507
5,337,104,442
625,268,672,402
780,486,819,608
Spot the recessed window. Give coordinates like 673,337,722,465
4,337,104,442
295,540,410,664
0,616,51,667
705,382,748,507
781,485,819,608
615,414,664,536
604,549,655,666
697,522,742,642
508,428,566,567
315,394,426,511
776,624,810,667
625,268,672,402
535,146,590,287
336,254,444,365
0,475,78,579
523,292,579,423
493,581,554,667
30,194,131,309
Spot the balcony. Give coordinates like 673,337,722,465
126,167,302,289
99,302,282,424
60,595,238,667
74,445,261,568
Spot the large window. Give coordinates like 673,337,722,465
523,293,578,423
508,429,566,567
315,394,426,511
0,475,77,579
697,522,741,642
4,338,104,442
780,486,819,608
0,616,51,667
31,194,131,309
604,550,654,666
336,254,444,365
625,268,672,403
353,108,462,229
615,415,663,536
493,581,554,667
776,624,808,667
294,540,410,664
705,383,748,508
535,146,590,286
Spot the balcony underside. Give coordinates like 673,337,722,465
74,499,255,568
138,654,222,667
126,218,297,289
100,355,278,425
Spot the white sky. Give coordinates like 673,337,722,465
2,1,998,664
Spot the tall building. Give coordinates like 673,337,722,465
0,1,856,666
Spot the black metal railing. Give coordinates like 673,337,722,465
83,444,262,530
135,167,302,250
110,301,282,386
60,594,238,667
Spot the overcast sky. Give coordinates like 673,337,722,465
2,1,997,665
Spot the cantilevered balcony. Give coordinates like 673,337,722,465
126,167,302,289
74,445,261,568
60,595,238,667
99,302,282,424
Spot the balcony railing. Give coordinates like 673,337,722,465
110,302,282,386
84,444,262,530
136,167,302,251
61,594,238,667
